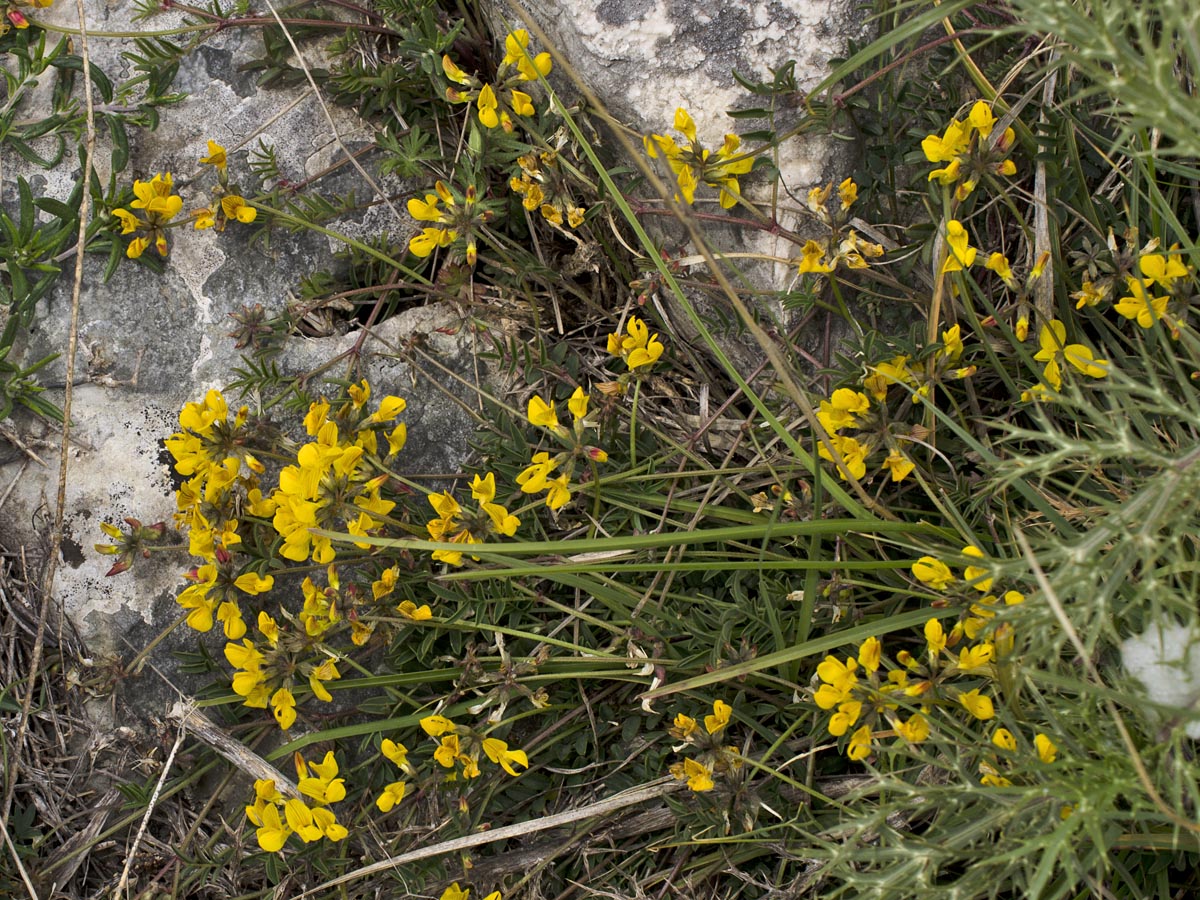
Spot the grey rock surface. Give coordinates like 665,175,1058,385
488,0,875,371
0,3,478,684
0,0,868,692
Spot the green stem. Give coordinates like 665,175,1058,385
250,202,430,286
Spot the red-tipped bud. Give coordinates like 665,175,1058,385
8,10,29,28
105,559,131,577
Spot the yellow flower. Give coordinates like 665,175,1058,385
409,227,456,257
1034,733,1058,763
924,618,947,656
940,220,977,273
979,762,1012,788
857,636,881,673
442,55,471,85
956,642,994,671
246,797,290,852
967,100,996,138
270,687,296,730
896,714,930,744
433,733,461,768
567,386,589,421
913,556,955,590
837,177,858,210
846,724,873,761
510,89,534,117
1138,252,1189,290
816,433,868,480
828,699,862,737
704,699,732,735
673,757,714,792
671,712,698,739
961,545,992,592
991,727,1017,751
503,30,552,81
922,118,970,165
527,394,559,428
477,83,500,128
376,781,407,812
200,140,227,170
608,316,664,369
397,600,433,621
481,737,529,776
221,194,257,224
882,449,915,482
1072,279,1109,309
1034,320,1109,386
985,252,1018,289
382,738,408,769
797,239,833,274
1115,277,1170,329
958,688,995,720
420,714,457,736
941,324,964,362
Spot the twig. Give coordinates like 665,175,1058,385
0,810,40,899
165,701,301,799
0,0,95,830
295,778,682,896
110,727,185,900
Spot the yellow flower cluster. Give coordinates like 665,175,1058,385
518,386,608,512
805,324,982,485
164,382,409,730
510,150,587,229
407,180,491,265
111,140,258,258
193,140,257,231
425,472,521,566
442,29,550,131
113,173,183,258
813,547,1028,762
922,100,1017,200
796,178,884,275
271,383,406,564
245,751,349,852
606,315,663,370
420,714,529,779
644,107,754,208
668,699,740,792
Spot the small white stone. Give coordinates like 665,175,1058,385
1121,622,1200,738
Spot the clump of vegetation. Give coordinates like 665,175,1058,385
5,0,1200,897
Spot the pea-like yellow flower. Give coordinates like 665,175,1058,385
503,29,552,81
481,737,529,776
913,556,955,590
703,699,732,735
957,688,995,720
527,395,559,428
199,139,227,171
376,781,407,812
940,219,977,273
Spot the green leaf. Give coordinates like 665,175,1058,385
16,178,34,245
34,196,77,221
107,116,130,173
